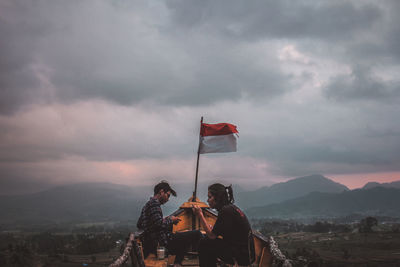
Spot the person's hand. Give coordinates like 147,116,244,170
192,204,203,217
170,216,181,225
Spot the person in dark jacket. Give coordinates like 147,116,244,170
192,183,255,267
137,180,201,266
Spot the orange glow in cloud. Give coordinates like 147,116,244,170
106,162,138,177
329,172,400,189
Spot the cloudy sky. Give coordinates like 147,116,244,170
1,0,400,195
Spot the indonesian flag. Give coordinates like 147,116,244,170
199,122,238,154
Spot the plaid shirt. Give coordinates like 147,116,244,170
137,197,173,247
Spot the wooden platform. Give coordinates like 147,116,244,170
141,199,274,267
144,253,199,267
109,199,292,267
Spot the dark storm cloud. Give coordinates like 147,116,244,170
1,0,400,192
0,0,291,115
349,1,400,62
324,65,400,102
49,44,289,108
163,51,290,106
0,5,44,114
247,134,400,177
235,97,400,177
265,138,398,165
166,0,382,41
316,1,400,75
0,102,202,163
0,0,392,115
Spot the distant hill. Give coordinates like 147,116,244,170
5,177,395,227
0,181,214,226
0,182,151,225
246,187,400,219
236,174,349,209
362,180,400,190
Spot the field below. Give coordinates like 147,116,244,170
1,225,400,266
274,231,400,267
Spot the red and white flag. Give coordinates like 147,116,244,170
199,122,238,154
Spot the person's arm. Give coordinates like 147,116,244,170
168,216,181,225
149,205,180,229
148,201,173,229
192,205,216,239
137,210,144,229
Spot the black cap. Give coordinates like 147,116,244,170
154,180,177,197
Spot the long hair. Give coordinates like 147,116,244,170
208,183,234,210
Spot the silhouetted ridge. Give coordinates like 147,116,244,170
236,174,349,209
0,182,150,224
362,180,400,189
246,187,400,219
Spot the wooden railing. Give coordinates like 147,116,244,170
109,233,145,267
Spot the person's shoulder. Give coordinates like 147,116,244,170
146,197,160,207
232,205,247,218
222,204,247,217
220,204,236,214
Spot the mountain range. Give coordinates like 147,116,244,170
362,180,400,189
246,186,400,219
236,174,349,209
0,175,399,226
0,183,148,225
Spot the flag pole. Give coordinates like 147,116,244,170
192,116,203,202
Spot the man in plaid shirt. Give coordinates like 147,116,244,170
137,181,202,266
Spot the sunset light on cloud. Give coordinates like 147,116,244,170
1,0,400,195
330,172,400,190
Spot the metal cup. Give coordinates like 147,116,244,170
157,246,165,260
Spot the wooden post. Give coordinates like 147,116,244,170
192,117,203,231
192,116,203,201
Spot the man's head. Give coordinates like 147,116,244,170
154,180,177,204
